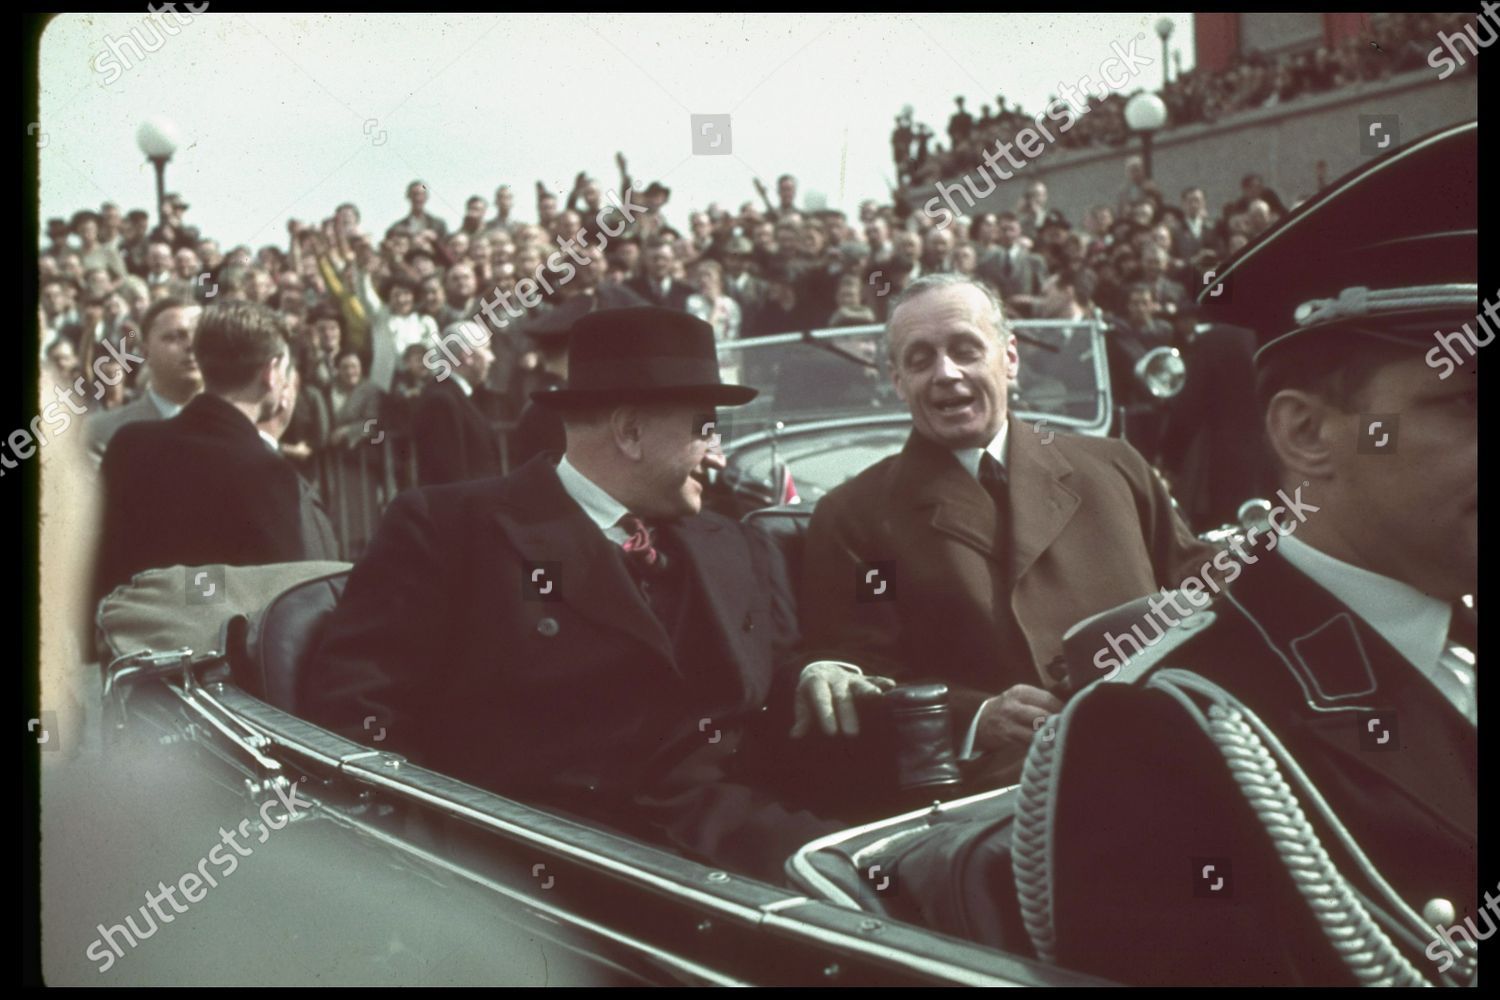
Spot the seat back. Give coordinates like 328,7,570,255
742,503,812,604
231,569,350,712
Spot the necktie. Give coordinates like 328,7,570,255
978,452,1012,573
618,514,669,578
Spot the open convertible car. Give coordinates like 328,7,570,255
65,551,1108,987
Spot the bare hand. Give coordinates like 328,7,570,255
974,684,1065,752
790,662,896,739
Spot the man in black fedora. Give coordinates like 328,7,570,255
1035,121,1478,985
303,307,838,881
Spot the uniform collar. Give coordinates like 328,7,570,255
1275,532,1451,677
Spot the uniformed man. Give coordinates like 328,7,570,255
1032,120,1478,986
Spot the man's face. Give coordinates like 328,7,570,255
1126,289,1154,325
101,204,121,230
312,318,341,354
496,186,513,215
465,198,486,223
893,231,921,263
48,342,80,383
538,195,558,225
646,245,674,280
76,218,99,244
336,353,363,388
553,211,582,241
865,220,888,247
924,229,952,260
631,404,725,519
997,219,1021,246
147,243,171,272
85,269,112,299
408,184,428,210
955,244,978,274
1321,355,1477,599
252,270,277,303
145,305,202,390
1183,189,1206,216
1025,183,1047,207
889,284,1017,449
420,278,445,314
448,265,477,298
778,177,797,205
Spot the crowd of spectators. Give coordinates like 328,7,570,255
895,12,1476,189
40,116,1309,553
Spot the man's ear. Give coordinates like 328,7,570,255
610,405,645,460
1265,389,1340,482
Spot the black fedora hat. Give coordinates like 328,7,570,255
532,306,757,410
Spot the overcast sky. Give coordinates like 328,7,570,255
38,12,1193,247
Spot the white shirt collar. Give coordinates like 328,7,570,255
146,388,185,419
952,420,1009,480
258,429,280,453
556,455,632,544
448,371,473,397
1275,532,1451,678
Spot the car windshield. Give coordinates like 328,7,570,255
714,320,1111,447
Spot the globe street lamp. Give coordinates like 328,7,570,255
1124,92,1168,180
1155,17,1175,87
136,117,180,225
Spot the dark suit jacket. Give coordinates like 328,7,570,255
1049,549,1476,985
412,378,503,487
625,274,693,311
300,457,832,879
85,392,167,468
96,394,309,600
800,417,1215,784
976,247,1049,302
1176,216,1222,259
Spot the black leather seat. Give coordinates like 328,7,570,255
741,503,811,604
229,569,350,713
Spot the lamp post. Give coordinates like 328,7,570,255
1155,17,1175,88
1124,93,1168,180
136,117,180,226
